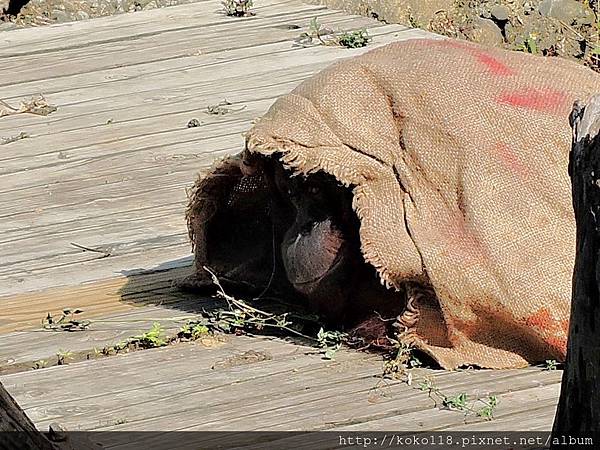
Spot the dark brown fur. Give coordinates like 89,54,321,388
184,153,405,345
267,158,405,339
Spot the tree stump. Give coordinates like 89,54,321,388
552,95,600,446
0,380,58,450
0,380,101,450
1,0,29,17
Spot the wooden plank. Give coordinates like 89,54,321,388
0,27,434,141
1,337,331,408
335,373,561,431
0,10,373,87
0,244,194,296
0,0,308,56
1,338,382,431
445,384,559,431
0,29,438,296
0,265,194,333
218,369,560,431
0,30,419,178
0,26,432,136
1,345,561,434
0,227,193,285
0,97,271,178
0,304,201,373
0,25,416,138
0,15,394,103
0,71,301,138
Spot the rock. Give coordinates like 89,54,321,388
405,0,455,26
141,0,158,9
75,11,89,20
51,9,70,22
359,0,454,27
470,17,504,47
539,0,595,26
490,4,510,21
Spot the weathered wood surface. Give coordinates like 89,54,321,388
0,0,435,297
1,335,562,440
0,0,563,436
551,96,600,444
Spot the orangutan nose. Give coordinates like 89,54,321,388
281,219,345,293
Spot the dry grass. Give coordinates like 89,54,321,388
0,95,57,118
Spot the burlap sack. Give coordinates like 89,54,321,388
188,38,600,369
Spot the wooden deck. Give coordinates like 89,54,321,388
0,0,562,443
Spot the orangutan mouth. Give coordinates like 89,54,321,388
281,219,347,294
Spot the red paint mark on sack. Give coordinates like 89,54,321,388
526,308,553,329
443,40,516,75
493,142,530,178
442,214,489,265
526,308,569,357
546,336,567,357
496,88,568,113
411,39,515,76
473,51,515,76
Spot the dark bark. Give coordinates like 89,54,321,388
1,0,29,17
0,381,101,450
552,96,600,447
0,380,57,450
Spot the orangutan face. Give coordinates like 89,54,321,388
271,164,360,321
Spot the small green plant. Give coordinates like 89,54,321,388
33,359,48,370
178,322,210,340
222,0,253,17
543,359,558,371
516,33,539,54
106,322,169,353
383,342,422,378
418,377,433,390
477,395,498,421
129,322,168,349
199,267,317,341
42,308,90,332
62,269,346,365
295,18,370,49
442,392,469,411
56,349,73,365
337,29,371,48
416,375,498,421
317,328,347,360
295,17,336,47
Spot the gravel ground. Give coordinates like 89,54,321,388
307,0,600,71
